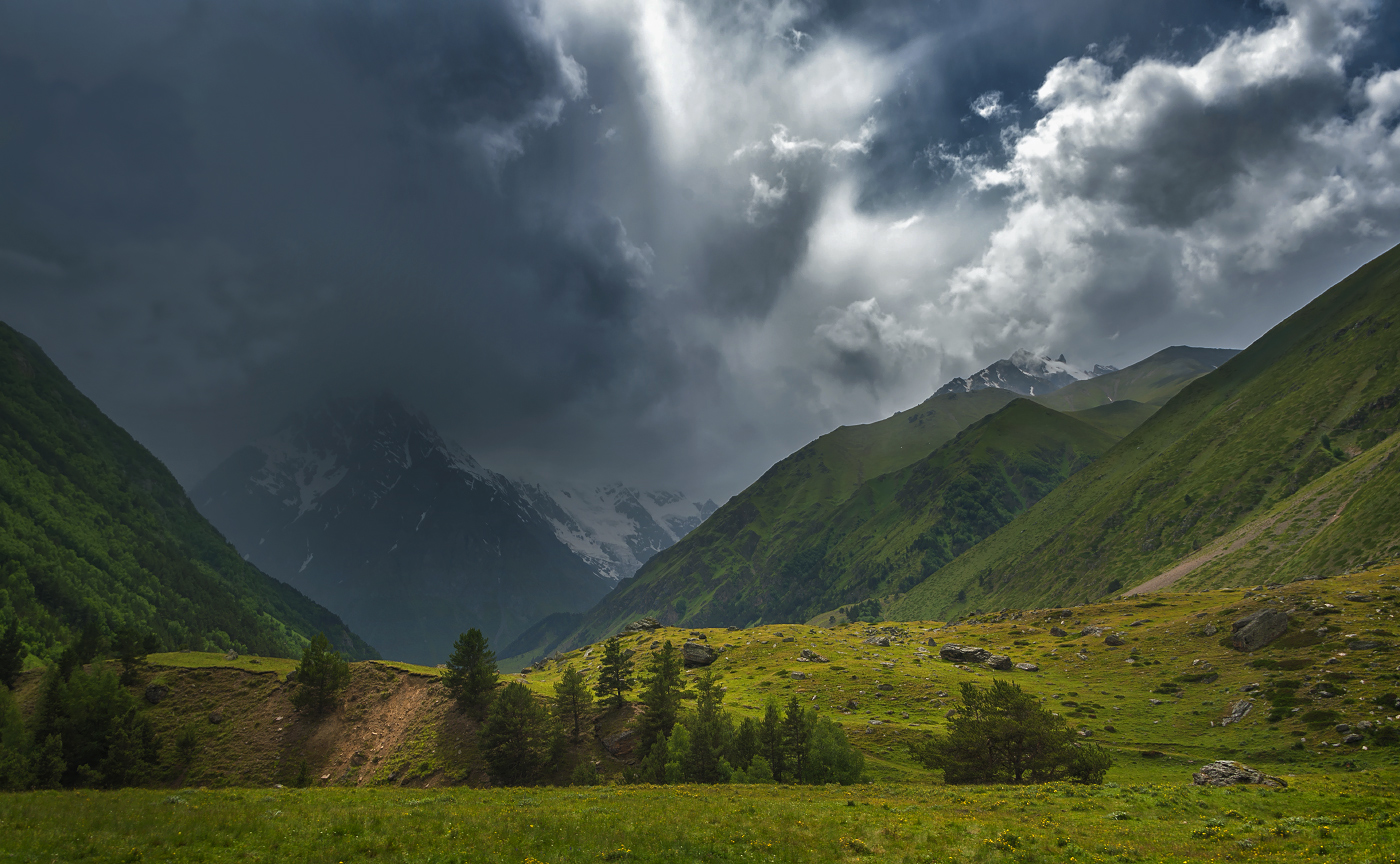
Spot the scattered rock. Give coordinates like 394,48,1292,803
350,752,367,767
1335,723,1351,733
1077,728,1092,737
926,637,939,646
1344,733,1365,745
985,654,1013,670
939,644,992,663
1128,620,1147,627
937,691,949,697
1220,700,1253,726
624,617,661,633
1191,760,1287,788
876,683,893,691
208,711,223,724
224,650,238,661
945,709,956,719
1201,623,1219,637
1357,720,1376,731
1081,626,1105,637
1104,634,1125,647
1149,699,1164,706
781,637,795,643
790,672,807,680
799,648,829,662
144,684,169,705
846,699,859,710
650,641,661,650
1240,682,1260,692
864,635,891,647
284,670,298,684
1015,662,1040,672
682,641,717,667
1049,627,1068,638
1229,608,1289,651
623,648,637,659
1344,593,1376,603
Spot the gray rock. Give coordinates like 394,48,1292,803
1240,682,1260,692
790,672,807,680
623,648,637,659
985,654,1013,670
945,709,956,719
1081,626,1105,637
1015,662,1040,672
846,699,859,710
1191,760,1287,788
624,617,661,633
782,637,795,643
1348,639,1385,650
681,641,717,667
799,648,829,662
224,650,239,661
1220,700,1253,726
208,710,223,724
1104,634,1126,647
1229,608,1289,651
144,684,169,705
284,670,298,684
1357,720,1376,731
939,644,992,663
1149,699,1164,706
1335,723,1351,733
1344,733,1365,745
1201,623,1219,637
864,635,891,647
876,683,893,691
1049,627,1068,638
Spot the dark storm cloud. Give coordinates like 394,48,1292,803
1,0,1398,502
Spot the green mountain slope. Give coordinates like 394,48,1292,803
543,397,1115,658
1032,346,1240,411
892,242,1400,621
1064,401,1160,439
0,322,378,663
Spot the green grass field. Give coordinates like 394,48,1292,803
4,775,1400,863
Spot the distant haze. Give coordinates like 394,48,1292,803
1,0,1398,502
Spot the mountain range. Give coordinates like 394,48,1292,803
501,342,1239,664
191,397,714,665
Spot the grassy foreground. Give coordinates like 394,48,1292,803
5,775,1400,864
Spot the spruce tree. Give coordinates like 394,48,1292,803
635,641,685,759
757,701,785,781
781,696,813,781
553,665,593,741
290,633,350,716
687,669,732,783
592,636,634,708
481,681,548,786
443,628,498,719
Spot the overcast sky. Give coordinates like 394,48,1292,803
2,0,1399,501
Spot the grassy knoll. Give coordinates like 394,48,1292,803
5,776,1400,863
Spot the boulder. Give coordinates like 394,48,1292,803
1104,634,1125,647
1081,626,1104,637
1220,700,1253,726
208,710,223,725
682,641,717,667
985,654,1013,670
790,672,807,680
224,650,239,661
1335,723,1351,733
876,683,893,691
1014,662,1040,672
846,699,859,710
1344,733,1365,745
939,644,992,664
624,617,661,633
1201,623,1218,637
1348,639,1385,650
1191,760,1287,788
285,670,298,684
144,684,169,705
1049,627,1068,638
864,635,891,647
1229,609,1289,651
799,648,829,662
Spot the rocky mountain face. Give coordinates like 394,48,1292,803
191,396,712,665
935,350,1112,398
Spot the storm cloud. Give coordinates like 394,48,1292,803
1,0,1398,501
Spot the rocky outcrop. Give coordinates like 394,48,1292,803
682,641,717,667
624,617,661,633
939,644,992,664
1191,760,1287,788
1229,609,1289,651
1220,700,1253,726
864,635,891,647
799,648,829,662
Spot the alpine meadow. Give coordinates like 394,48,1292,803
5,1,1400,862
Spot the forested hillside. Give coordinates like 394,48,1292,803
0,323,377,664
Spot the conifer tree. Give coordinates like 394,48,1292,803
687,669,732,783
0,622,23,690
635,641,685,759
757,701,785,781
553,665,593,742
592,636,634,708
781,695,813,781
290,632,350,716
481,681,549,786
443,628,498,719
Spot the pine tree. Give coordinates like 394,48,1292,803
729,716,759,771
592,636,634,708
443,628,498,719
687,669,732,783
481,681,549,786
781,696,813,781
757,701,785,781
635,641,685,759
290,633,350,716
0,622,23,690
553,666,593,742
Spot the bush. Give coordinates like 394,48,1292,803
911,679,1112,784
570,761,601,786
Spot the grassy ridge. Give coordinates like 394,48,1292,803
1033,346,1240,412
0,322,378,662
894,242,1400,621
